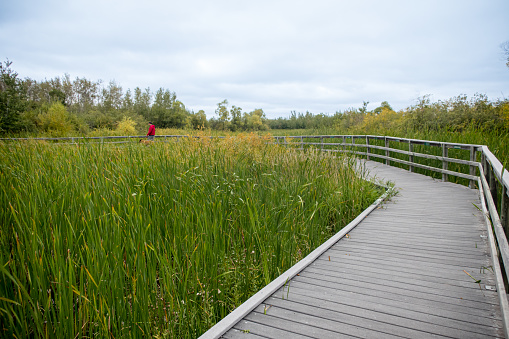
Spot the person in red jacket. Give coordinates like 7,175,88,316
147,122,155,141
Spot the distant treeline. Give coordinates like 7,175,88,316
1,59,508,136
0,60,270,136
268,97,509,134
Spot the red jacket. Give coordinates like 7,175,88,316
147,125,155,136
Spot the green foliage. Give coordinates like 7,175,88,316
3,59,508,137
35,102,74,136
0,60,28,133
211,100,270,132
268,95,508,135
116,116,137,135
214,99,230,130
244,108,269,131
186,110,208,129
403,94,506,132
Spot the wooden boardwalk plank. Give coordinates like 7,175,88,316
306,262,496,292
287,277,500,321
208,160,505,338
262,294,498,338
310,258,497,292
284,283,502,327
292,274,498,309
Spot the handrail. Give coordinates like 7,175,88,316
275,135,482,188
483,146,509,194
478,176,509,338
478,164,509,278
0,135,228,142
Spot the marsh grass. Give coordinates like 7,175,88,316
0,134,380,338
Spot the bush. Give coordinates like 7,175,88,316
116,116,137,135
36,102,74,136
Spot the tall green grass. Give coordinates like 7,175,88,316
0,135,380,338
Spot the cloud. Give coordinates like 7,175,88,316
1,0,508,118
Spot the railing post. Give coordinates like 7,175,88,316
488,165,498,208
366,136,370,160
284,136,288,148
442,143,448,182
481,152,487,173
300,136,304,150
502,188,509,236
409,140,414,172
342,136,346,153
502,167,508,235
469,146,476,189
385,137,389,166
320,136,324,151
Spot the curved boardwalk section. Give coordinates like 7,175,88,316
206,160,504,338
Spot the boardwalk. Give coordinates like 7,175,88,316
206,160,504,338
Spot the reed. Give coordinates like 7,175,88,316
0,134,380,338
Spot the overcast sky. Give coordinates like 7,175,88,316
2,0,509,118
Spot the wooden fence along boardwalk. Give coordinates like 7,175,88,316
3,134,509,338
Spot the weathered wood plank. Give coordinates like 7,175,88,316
265,294,496,338
283,283,502,327
231,319,313,339
335,238,489,257
312,256,494,284
263,293,500,338
321,248,493,272
250,305,414,339
326,246,491,267
294,271,498,306
221,328,268,339
287,278,501,320
303,265,495,294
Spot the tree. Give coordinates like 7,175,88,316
36,102,74,136
244,108,269,130
122,89,134,112
101,80,123,112
72,77,100,114
134,87,151,119
373,101,393,115
359,101,370,114
0,60,28,133
116,116,137,135
151,88,177,127
215,99,230,130
189,110,208,129
230,105,243,131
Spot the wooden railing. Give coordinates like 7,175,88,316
274,135,481,187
